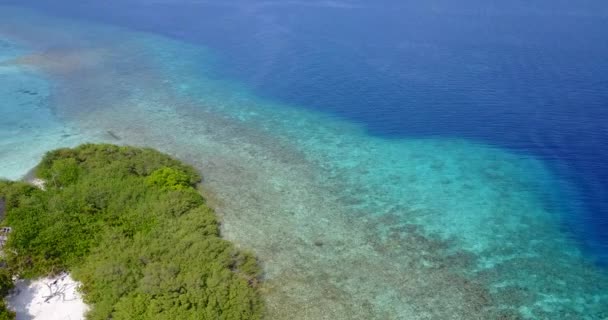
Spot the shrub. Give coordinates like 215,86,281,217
0,144,263,320
146,167,192,190
0,265,14,319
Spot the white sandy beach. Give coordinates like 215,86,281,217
6,273,88,320
2,180,88,319
30,178,46,191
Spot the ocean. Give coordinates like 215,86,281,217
1,1,607,318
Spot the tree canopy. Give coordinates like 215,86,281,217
0,144,263,320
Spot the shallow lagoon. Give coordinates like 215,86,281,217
1,5,607,319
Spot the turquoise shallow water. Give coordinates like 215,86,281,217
1,6,607,319
0,40,87,179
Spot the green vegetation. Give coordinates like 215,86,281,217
0,268,15,320
0,144,263,320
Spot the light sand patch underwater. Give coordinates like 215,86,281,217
0,6,607,319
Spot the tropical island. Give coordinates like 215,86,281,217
0,144,263,319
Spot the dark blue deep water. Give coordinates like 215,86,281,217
4,0,608,264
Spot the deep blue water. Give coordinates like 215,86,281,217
4,0,608,263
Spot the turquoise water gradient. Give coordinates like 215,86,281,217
0,40,87,179
1,6,607,319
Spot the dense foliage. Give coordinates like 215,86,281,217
0,268,14,320
0,144,263,320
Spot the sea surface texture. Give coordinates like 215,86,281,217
1,1,607,319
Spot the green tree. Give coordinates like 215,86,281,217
0,144,263,320
146,167,192,190
0,267,15,319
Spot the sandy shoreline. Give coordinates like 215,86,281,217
6,273,88,320
1,178,85,319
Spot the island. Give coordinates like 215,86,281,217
0,144,263,320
